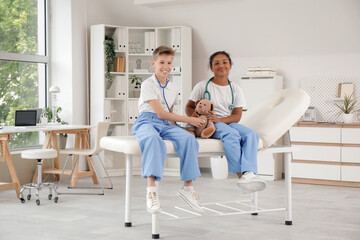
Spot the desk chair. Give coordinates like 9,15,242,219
57,122,113,195
19,149,58,205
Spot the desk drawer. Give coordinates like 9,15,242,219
290,127,340,143
292,162,340,180
292,145,340,162
342,128,360,144
341,166,360,182
342,147,360,163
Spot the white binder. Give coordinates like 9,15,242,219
145,32,150,54
113,28,123,51
175,28,181,51
149,31,155,53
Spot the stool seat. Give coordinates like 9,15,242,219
21,149,57,159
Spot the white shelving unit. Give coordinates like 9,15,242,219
90,24,192,176
236,75,284,180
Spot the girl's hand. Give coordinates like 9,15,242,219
189,117,205,127
207,111,221,123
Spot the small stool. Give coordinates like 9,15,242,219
19,149,59,206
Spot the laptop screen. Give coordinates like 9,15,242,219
15,110,37,126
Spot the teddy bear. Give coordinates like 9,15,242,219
185,99,216,139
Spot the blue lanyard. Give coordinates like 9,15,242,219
157,79,194,129
203,77,235,111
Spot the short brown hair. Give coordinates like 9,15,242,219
152,46,175,60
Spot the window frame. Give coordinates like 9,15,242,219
0,0,50,149
0,0,50,110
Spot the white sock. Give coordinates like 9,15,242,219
147,186,157,193
183,186,194,192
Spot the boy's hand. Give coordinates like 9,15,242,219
189,117,205,127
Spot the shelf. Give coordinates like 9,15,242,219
115,50,126,53
109,122,126,125
128,98,140,100
105,98,126,100
110,72,126,75
129,72,152,75
129,54,152,57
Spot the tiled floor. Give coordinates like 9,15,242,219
0,172,359,240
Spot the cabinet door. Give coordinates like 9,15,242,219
292,145,341,162
342,128,360,144
342,147,360,163
290,127,341,143
292,163,341,180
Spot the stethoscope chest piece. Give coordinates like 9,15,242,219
229,104,234,111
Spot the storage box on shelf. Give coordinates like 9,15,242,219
90,24,191,176
289,121,360,187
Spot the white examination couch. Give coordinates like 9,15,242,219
100,88,310,239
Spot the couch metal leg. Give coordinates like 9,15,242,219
152,213,160,239
125,154,132,227
284,151,293,225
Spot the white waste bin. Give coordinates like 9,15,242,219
210,156,228,179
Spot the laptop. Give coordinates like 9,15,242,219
26,108,42,123
15,110,37,126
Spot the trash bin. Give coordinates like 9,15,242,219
210,156,228,179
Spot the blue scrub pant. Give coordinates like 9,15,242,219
211,122,259,174
131,112,201,182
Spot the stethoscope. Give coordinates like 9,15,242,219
157,79,194,129
203,77,235,111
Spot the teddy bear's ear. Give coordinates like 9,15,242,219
211,103,214,111
195,99,201,106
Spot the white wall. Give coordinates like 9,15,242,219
50,0,88,125
86,0,360,88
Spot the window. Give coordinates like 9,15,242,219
0,0,48,148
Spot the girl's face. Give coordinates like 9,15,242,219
210,54,232,78
152,54,173,80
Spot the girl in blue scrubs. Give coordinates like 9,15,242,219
132,46,205,214
186,51,266,193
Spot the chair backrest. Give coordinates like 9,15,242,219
92,122,111,155
241,89,310,148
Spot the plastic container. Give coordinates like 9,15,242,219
210,156,228,179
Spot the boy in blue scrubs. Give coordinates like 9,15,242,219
132,46,205,214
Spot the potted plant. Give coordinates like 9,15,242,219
335,93,359,123
130,75,143,98
104,34,116,90
45,107,69,148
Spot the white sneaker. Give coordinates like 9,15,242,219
177,187,205,214
237,172,267,193
146,191,161,214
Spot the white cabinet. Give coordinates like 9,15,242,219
237,76,283,180
90,24,192,176
290,122,360,187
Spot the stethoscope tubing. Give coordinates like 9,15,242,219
203,77,235,111
157,79,194,129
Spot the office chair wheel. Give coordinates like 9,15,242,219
36,199,40,206
20,198,25,203
48,194,52,200
54,197,58,203
27,194,31,200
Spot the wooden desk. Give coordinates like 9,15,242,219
0,125,93,197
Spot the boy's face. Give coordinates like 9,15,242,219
152,54,173,80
